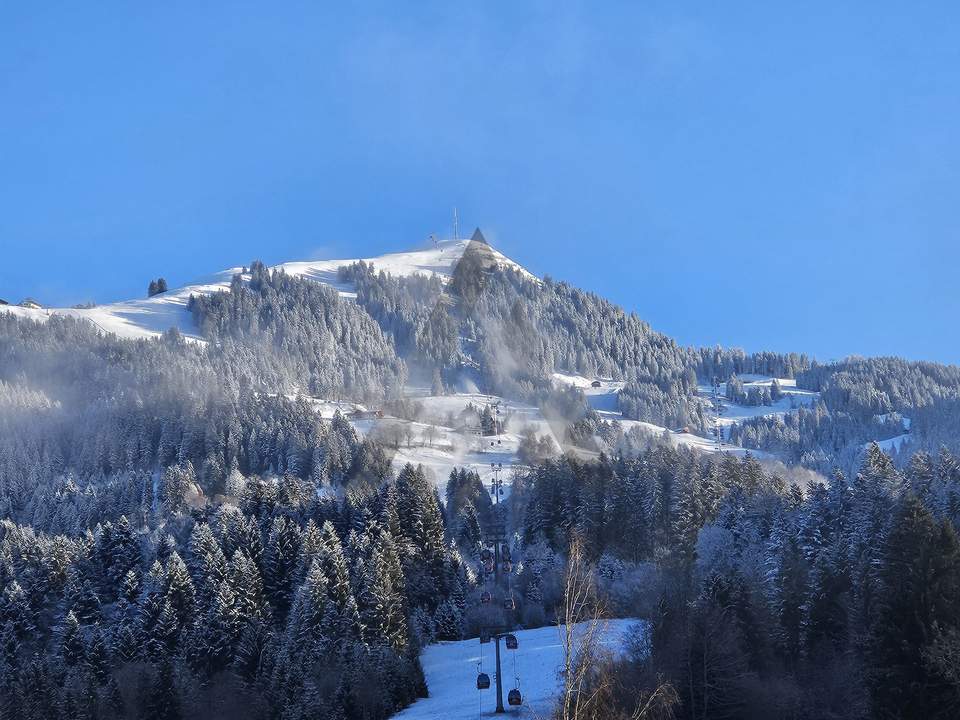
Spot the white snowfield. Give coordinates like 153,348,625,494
864,414,912,453
1,270,233,341
392,619,642,719
551,372,771,458
698,377,819,429
875,413,912,431
1,237,528,341
866,434,911,453
344,389,563,497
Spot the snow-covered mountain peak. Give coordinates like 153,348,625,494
2,232,532,341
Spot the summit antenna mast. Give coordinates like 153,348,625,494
453,207,460,242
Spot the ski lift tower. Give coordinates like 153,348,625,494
711,376,725,452
478,625,522,713
489,467,506,584
490,462,505,505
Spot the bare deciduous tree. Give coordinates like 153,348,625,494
554,538,677,720
424,423,438,448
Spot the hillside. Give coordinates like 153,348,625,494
3,231,954,484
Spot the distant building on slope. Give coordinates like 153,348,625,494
349,409,384,420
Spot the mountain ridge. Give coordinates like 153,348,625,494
0,234,528,341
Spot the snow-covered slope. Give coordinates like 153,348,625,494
2,237,528,341
702,376,819,429
2,269,233,341
342,389,560,496
392,619,641,719
278,237,529,287
551,372,770,458
866,434,911,453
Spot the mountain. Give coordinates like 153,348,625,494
4,231,958,484
0,233,800,497
4,231,960,720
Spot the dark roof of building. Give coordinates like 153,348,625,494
470,227,489,246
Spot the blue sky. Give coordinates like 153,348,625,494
2,2,958,363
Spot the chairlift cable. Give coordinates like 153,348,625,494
478,657,483,720
478,646,483,719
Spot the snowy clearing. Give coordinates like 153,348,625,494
392,619,642,719
552,372,768,457
697,377,819,429
876,413,912,431
866,434,911,453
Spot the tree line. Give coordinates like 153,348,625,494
510,445,960,719
0,462,472,720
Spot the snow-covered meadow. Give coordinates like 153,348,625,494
393,619,642,719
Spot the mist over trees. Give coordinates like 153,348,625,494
0,312,397,524
341,250,823,437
